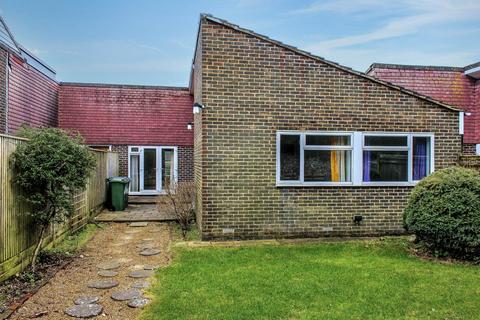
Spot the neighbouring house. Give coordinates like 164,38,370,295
59,83,194,193
367,63,480,155
0,14,470,240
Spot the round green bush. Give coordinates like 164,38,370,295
404,166,480,261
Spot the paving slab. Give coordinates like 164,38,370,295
128,270,153,278
128,298,150,308
131,281,150,289
65,304,103,318
97,261,121,270
130,222,149,227
111,289,142,301
98,270,118,277
140,248,161,256
88,280,119,289
74,296,100,305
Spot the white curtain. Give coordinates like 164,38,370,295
130,154,140,192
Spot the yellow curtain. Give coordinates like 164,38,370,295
330,137,340,181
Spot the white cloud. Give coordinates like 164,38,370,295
296,0,480,52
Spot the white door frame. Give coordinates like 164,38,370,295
127,146,178,195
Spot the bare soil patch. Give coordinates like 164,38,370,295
9,223,172,320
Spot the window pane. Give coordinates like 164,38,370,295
413,137,431,180
306,135,351,146
280,135,300,181
130,154,140,192
304,150,351,182
144,148,157,190
365,136,407,147
363,151,408,182
162,149,174,190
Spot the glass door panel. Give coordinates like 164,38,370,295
162,149,174,190
143,148,157,190
130,154,140,192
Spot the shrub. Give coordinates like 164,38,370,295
11,127,96,273
404,166,480,261
157,182,196,239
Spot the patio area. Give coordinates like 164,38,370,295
95,204,175,222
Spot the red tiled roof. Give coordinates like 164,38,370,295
368,64,479,144
58,83,193,146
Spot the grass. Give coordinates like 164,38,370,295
46,223,100,256
141,238,480,320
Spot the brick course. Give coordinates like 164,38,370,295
194,17,462,240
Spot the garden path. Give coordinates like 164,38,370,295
10,222,172,319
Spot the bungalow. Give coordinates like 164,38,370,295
0,14,468,240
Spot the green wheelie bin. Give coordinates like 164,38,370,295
107,177,130,211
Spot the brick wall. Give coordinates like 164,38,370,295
462,143,477,155
459,155,480,172
111,145,128,176
7,54,58,134
0,48,7,133
178,146,194,181
196,17,462,240
193,33,204,226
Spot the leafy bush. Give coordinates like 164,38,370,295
404,166,480,261
11,127,96,272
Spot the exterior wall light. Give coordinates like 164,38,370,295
193,103,204,114
187,122,193,130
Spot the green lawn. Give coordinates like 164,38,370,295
141,239,480,320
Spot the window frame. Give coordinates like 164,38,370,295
276,131,434,187
276,131,354,187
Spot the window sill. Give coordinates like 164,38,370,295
276,181,418,187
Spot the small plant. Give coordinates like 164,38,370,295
157,182,196,239
11,127,96,273
404,166,480,261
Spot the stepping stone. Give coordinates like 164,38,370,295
97,261,121,270
88,280,119,289
131,281,150,289
140,248,161,256
130,222,148,227
98,270,118,277
111,289,142,301
65,304,103,318
128,298,150,308
143,265,158,270
128,270,153,278
137,243,155,250
74,296,100,305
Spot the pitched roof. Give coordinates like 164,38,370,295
193,14,460,112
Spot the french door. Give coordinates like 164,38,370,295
128,146,178,195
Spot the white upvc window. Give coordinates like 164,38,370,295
276,131,434,187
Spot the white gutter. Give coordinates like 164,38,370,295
459,112,464,135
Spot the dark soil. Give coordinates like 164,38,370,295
0,252,72,319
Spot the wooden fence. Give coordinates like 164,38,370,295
0,134,118,281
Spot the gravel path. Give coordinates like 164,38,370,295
11,223,172,319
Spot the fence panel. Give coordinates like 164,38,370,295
0,134,118,281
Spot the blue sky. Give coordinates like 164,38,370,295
2,0,479,86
